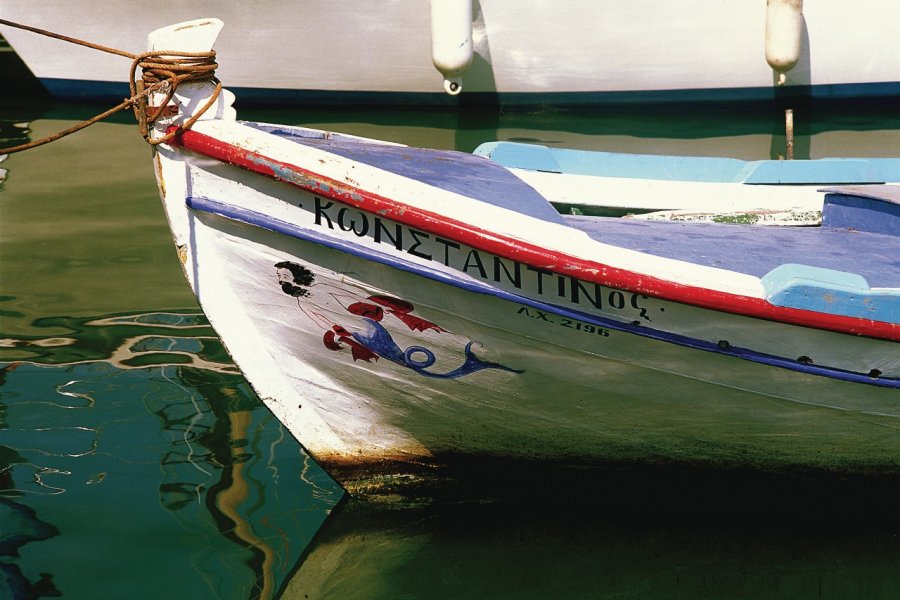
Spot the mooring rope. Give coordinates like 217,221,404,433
0,19,222,154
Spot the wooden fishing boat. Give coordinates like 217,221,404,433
2,0,899,107
477,141,900,224
149,20,899,498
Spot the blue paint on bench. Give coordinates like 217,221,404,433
475,141,748,181
740,159,900,185
822,187,900,236
475,141,900,184
762,264,898,323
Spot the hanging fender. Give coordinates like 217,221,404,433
430,0,474,95
765,0,804,84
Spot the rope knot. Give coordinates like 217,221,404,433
130,50,222,144
0,19,224,153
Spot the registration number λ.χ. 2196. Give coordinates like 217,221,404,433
517,306,610,337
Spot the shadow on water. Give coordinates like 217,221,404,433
283,492,900,600
277,420,900,599
282,426,900,599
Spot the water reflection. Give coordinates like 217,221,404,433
0,497,61,598
1,311,236,369
0,312,341,599
4,97,900,172
0,119,29,191
285,497,900,600
237,98,900,160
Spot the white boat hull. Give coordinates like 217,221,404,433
3,0,899,105
153,138,899,492
138,19,899,497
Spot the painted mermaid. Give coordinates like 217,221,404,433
275,261,522,378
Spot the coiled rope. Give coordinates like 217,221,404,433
0,19,222,154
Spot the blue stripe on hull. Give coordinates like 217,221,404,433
185,195,899,389
38,78,900,107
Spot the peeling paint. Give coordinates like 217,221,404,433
631,208,823,227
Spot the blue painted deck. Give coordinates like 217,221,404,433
247,122,566,224
561,214,897,286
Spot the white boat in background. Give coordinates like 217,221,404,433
143,20,899,498
476,141,900,224
1,0,899,107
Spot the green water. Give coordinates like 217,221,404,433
3,70,900,598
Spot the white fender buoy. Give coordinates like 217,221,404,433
765,0,804,85
430,0,474,95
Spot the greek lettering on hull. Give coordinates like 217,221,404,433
274,261,523,378
309,198,654,323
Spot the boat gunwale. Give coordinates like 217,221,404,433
166,126,900,343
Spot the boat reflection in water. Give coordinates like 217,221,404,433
284,494,900,600
0,120,31,190
0,311,341,599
